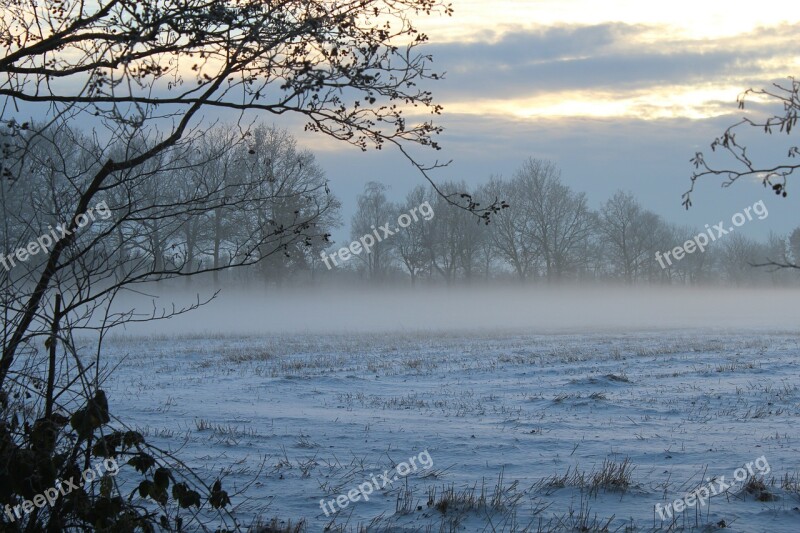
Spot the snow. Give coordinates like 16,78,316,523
99,325,800,532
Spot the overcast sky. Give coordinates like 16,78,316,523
282,0,800,243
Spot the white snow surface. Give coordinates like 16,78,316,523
98,322,800,532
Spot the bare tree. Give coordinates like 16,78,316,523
478,177,538,281
789,227,800,263
351,182,395,280
657,224,712,285
685,77,800,208
192,127,246,284
240,124,340,285
452,185,488,282
0,0,463,379
1,0,459,527
394,186,430,285
598,191,663,283
719,233,767,286
685,77,799,271
516,159,593,281
423,181,478,283
0,122,336,528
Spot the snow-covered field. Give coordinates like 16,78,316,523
99,326,800,532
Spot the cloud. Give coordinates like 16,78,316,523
419,23,800,118
428,23,640,64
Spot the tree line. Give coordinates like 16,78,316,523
1,122,341,287
335,159,799,286
4,128,796,288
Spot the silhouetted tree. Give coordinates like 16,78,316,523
685,77,800,271
685,77,799,208
515,159,593,281
598,191,663,283
0,0,460,528
350,182,394,280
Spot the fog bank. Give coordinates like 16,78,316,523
107,286,800,337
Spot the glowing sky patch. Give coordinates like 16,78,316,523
418,0,800,42
442,85,748,120
407,1,800,120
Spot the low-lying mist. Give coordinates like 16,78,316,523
107,284,800,338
